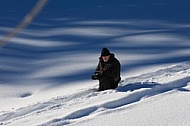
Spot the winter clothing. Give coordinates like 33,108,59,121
101,47,111,56
93,48,121,91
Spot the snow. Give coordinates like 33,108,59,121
0,0,190,126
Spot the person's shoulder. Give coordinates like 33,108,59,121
111,54,120,63
114,58,120,64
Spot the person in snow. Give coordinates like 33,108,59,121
91,47,121,91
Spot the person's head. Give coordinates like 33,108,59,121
101,47,111,62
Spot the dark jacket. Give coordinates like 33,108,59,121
95,53,121,84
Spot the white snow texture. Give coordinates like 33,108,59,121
0,0,190,126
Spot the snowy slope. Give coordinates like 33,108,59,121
0,63,190,126
0,0,190,126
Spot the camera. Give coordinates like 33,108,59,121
91,74,100,80
91,70,103,80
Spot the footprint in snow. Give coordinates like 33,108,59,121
19,92,32,98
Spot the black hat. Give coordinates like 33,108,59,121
101,47,111,56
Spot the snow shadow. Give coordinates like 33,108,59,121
41,106,98,126
1,19,190,87
19,92,32,98
117,82,161,92
1,0,190,88
104,77,190,109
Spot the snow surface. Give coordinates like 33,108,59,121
0,0,190,125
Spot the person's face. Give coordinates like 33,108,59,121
102,55,110,62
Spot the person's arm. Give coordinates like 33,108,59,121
95,58,103,74
104,60,120,78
